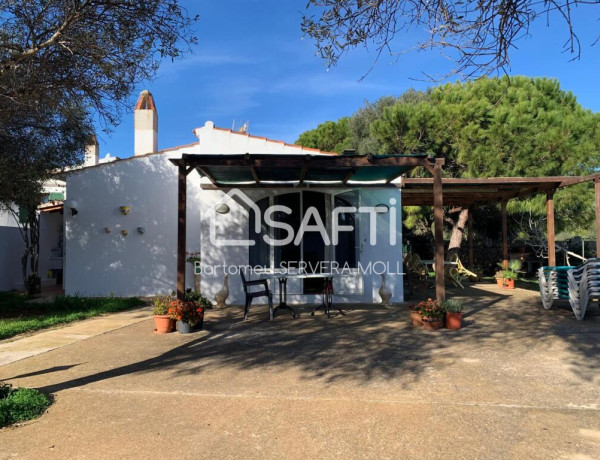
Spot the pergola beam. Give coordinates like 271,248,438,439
298,158,310,185
177,165,187,300
172,154,433,169
468,209,474,269
501,200,508,267
249,165,260,184
547,191,556,266
433,158,445,301
596,178,600,257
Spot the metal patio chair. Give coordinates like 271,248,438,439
240,271,274,320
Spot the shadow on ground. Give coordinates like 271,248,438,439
3,283,598,395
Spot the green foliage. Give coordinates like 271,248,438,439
0,294,144,340
497,260,523,280
0,0,197,290
296,77,600,235
295,117,351,153
416,299,445,319
152,294,172,315
442,300,463,313
184,289,213,310
0,383,52,428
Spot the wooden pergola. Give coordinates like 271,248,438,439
170,152,600,303
402,174,600,273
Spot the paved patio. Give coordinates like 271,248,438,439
0,283,599,459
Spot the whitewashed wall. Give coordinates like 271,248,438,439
0,208,19,227
64,152,202,297
62,119,403,302
0,226,24,291
198,187,403,305
0,208,23,291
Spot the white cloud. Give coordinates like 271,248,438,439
268,72,397,96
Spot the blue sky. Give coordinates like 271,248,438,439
96,1,600,159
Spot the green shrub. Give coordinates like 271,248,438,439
152,294,172,315
442,299,463,313
184,289,212,309
0,383,52,428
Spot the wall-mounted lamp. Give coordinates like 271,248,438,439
65,199,79,216
119,206,131,215
137,227,145,235
374,204,389,214
120,230,128,237
215,203,230,214
104,227,112,234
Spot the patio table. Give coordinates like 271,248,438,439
258,272,345,319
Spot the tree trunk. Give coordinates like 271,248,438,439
447,208,469,254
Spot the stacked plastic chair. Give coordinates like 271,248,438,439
538,258,600,320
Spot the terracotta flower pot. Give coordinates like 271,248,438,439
421,317,443,330
410,310,423,328
503,279,515,289
154,315,175,334
445,312,462,330
496,278,503,287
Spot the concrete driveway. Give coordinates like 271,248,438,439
0,284,599,459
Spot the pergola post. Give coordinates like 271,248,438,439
468,208,474,269
595,178,600,258
433,158,445,301
546,192,556,266
176,164,187,300
501,200,508,267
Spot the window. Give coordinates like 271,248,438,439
248,190,360,283
334,190,359,269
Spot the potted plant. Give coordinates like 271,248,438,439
408,304,423,328
153,294,175,334
169,293,210,334
494,269,504,287
443,299,463,330
184,288,212,330
417,298,445,330
498,259,522,289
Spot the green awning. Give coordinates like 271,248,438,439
170,153,434,188
48,192,65,201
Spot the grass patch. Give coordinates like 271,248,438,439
0,383,52,428
0,293,144,340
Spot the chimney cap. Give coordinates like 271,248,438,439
135,90,157,112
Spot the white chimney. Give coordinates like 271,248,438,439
84,135,99,166
134,90,158,156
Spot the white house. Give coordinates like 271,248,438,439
0,179,67,291
51,90,424,305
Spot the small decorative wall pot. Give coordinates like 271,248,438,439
137,227,145,235
104,227,112,234
119,206,131,215
120,230,128,237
